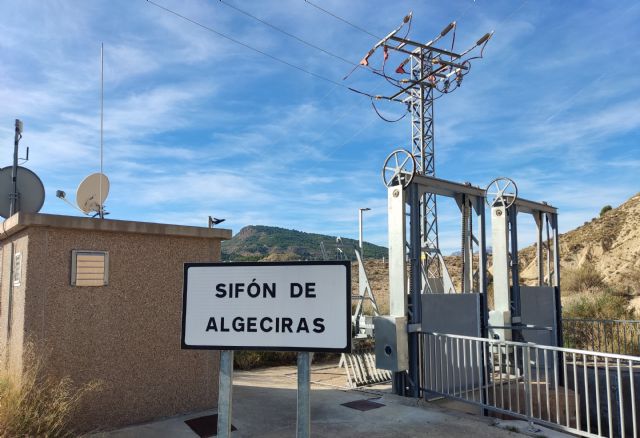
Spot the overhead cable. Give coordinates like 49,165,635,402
347,87,403,103
145,0,403,102
371,98,408,123
218,0,359,67
303,0,381,40
146,0,349,89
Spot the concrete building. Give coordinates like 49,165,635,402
0,212,231,431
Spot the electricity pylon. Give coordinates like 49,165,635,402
356,14,493,293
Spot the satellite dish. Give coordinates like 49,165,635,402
0,166,45,219
76,172,109,214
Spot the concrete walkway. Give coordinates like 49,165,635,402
91,363,564,437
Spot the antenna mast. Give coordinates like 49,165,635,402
357,14,493,292
99,43,104,219
9,119,23,216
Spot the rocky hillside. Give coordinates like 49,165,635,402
519,193,640,293
221,225,388,262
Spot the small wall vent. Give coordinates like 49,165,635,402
71,250,109,287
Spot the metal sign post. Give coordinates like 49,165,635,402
296,352,311,438
217,350,234,438
215,350,312,438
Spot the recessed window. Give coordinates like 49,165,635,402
71,250,109,287
13,252,22,287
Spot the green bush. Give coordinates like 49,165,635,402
599,205,613,216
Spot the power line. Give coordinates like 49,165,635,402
145,0,350,89
217,0,407,88
145,0,407,104
218,0,359,67
371,98,408,123
303,0,381,40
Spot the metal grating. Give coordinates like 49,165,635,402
185,414,237,438
341,399,385,411
340,351,392,388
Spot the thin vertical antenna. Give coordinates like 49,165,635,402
99,43,104,219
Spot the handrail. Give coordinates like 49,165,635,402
420,331,640,437
423,330,640,361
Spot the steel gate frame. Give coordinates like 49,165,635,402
387,175,489,397
387,174,564,398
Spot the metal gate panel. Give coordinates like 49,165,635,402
520,286,558,347
422,293,483,394
421,293,482,336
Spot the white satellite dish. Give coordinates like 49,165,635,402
76,172,110,215
0,166,45,219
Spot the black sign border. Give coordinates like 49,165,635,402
182,261,352,353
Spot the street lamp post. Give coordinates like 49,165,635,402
358,207,371,257
357,207,372,316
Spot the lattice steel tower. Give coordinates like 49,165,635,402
409,49,440,279
358,14,492,291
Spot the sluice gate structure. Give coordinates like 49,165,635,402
375,173,639,437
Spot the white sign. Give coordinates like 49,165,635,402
182,261,351,352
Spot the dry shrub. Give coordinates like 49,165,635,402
621,266,640,295
0,347,101,438
486,282,495,310
233,351,338,370
233,351,298,370
562,290,635,320
561,264,605,294
374,301,390,316
563,291,637,353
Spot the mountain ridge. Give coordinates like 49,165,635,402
221,225,388,262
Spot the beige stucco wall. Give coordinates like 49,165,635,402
0,214,230,432
0,230,30,375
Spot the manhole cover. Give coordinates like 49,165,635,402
341,399,385,411
185,414,237,437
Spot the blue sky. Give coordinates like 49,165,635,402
1,0,639,253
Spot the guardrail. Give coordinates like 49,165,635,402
420,332,640,437
563,318,640,356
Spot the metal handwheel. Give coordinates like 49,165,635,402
382,149,416,188
485,177,518,208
